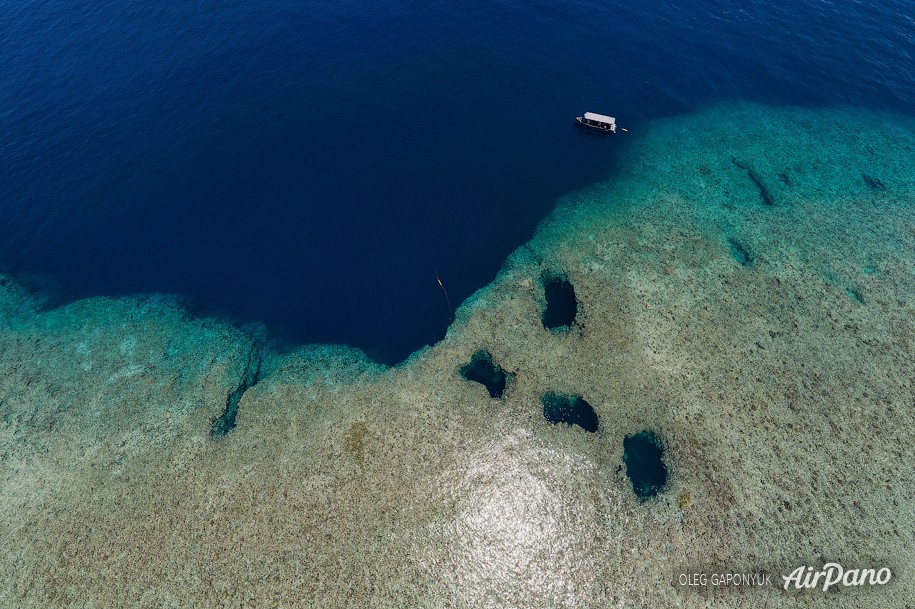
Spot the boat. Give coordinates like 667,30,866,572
576,112,617,133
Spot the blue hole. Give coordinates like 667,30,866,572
460,350,510,399
623,431,668,500
541,274,578,329
541,392,598,432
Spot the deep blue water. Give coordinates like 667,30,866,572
1,0,913,363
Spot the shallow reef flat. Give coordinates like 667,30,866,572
1,102,914,608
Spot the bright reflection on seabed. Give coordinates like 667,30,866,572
421,432,601,607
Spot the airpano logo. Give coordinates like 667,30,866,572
675,562,893,593
782,563,892,592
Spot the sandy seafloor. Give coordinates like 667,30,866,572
1,102,914,608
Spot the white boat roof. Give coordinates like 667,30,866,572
583,112,616,124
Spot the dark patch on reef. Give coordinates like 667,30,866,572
846,288,866,305
211,346,264,438
862,174,887,191
727,238,753,267
623,430,668,500
459,350,511,399
731,158,775,206
777,172,791,185
541,392,598,433
541,274,578,329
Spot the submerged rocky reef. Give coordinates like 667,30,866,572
1,103,914,608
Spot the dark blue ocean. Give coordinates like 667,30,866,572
1,0,913,363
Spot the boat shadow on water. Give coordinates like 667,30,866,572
574,122,614,138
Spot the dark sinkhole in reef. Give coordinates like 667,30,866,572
846,288,866,304
541,274,578,329
727,238,753,267
623,431,668,500
460,350,511,398
541,392,599,433
211,347,263,438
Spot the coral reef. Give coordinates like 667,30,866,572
1,102,914,608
